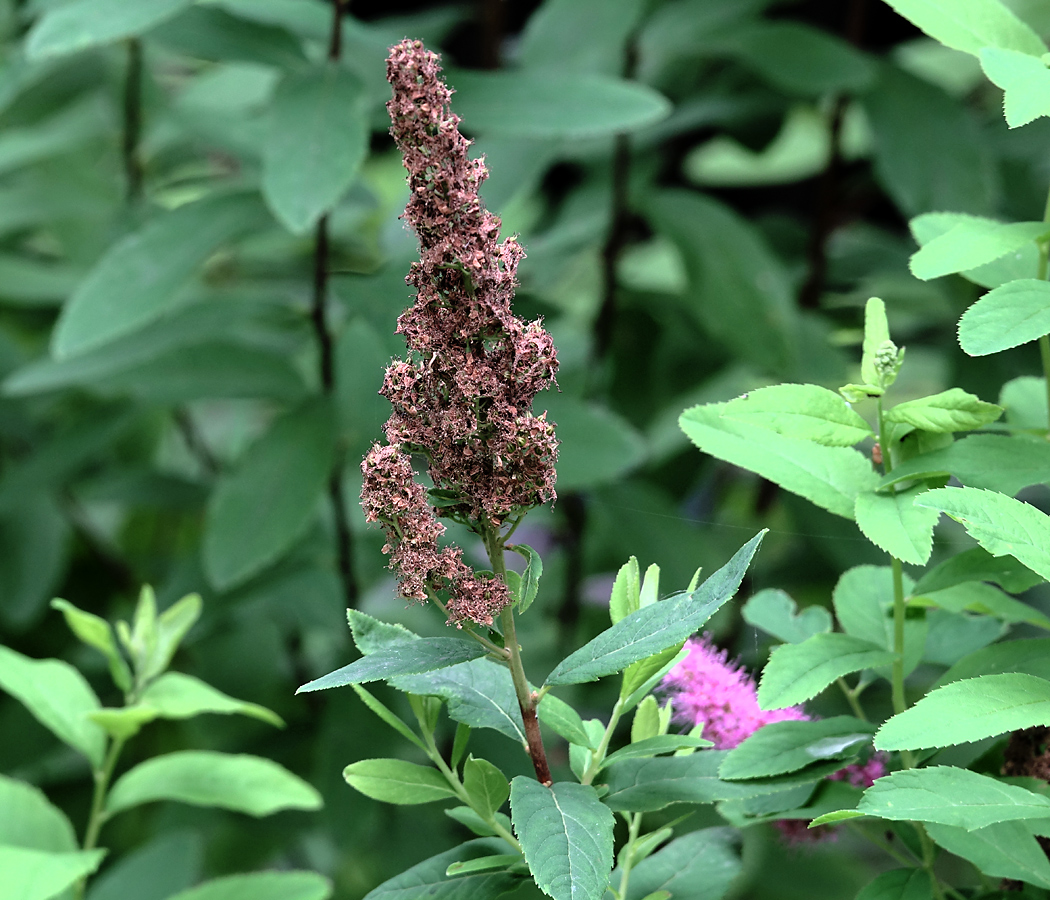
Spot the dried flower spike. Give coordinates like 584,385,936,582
361,40,559,627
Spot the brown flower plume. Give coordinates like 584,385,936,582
360,40,559,627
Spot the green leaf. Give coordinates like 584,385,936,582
51,192,265,358
914,547,1043,595
517,0,644,75
875,674,1050,750
444,806,513,839
106,750,323,816
909,218,1049,281
344,758,456,806
680,404,879,519
262,64,368,234
165,872,333,900
925,821,1050,888
958,279,1050,355
509,544,542,614
394,659,526,744
979,47,1050,127
631,697,660,744
880,0,1046,57
938,639,1050,686
0,645,105,767
884,388,1002,433
463,757,510,818
620,644,688,710
138,672,283,727
857,767,1050,830
720,384,873,447
623,828,741,900
910,212,1039,287
854,486,939,565
510,778,614,900
757,634,897,709
446,856,522,877
916,581,1050,631
915,487,1050,581
298,639,487,692
203,397,336,590
537,693,595,749
347,609,418,655
448,70,670,139
609,557,641,625
742,589,832,644
719,717,875,781
150,594,202,682
361,838,520,900
855,869,934,900
0,773,77,851
546,532,764,685
599,735,712,771
26,0,192,59
0,846,106,900
85,830,203,900
50,598,131,692
881,435,1050,495
89,706,162,741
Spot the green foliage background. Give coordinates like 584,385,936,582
2,0,1049,897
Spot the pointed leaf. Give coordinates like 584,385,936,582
344,758,456,805
742,589,832,644
876,674,1050,750
463,757,510,818
884,388,1002,433
599,735,712,771
509,544,543,614
959,279,1050,356
720,717,874,781
298,639,487,692
980,47,1050,128
510,778,615,900
854,487,939,565
546,532,764,685
880,0,1046,58
609,557,640,625
538,693,595,749
106,750,322,816
720,384,873,447
909,218,1049,281
914,547,1043,595
50,598,131,692
139,672,283,727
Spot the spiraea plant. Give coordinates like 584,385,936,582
0,588,327,900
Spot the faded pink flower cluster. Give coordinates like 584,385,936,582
360,40,559,627
661,635,887,842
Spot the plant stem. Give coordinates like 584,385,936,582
836,677,867,721
121,39,143,202
76,738,126,900
312,0,357,607
615,813,644,900
582,697,624,785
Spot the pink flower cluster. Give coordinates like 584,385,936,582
661,636,887,842
360,41,559,627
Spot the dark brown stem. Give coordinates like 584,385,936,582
122,38,143,202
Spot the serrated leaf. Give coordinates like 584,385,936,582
361,838,520,900
680,404,878,519
538,693,595,749
26,0,192,59
876,674,1050,750
510,778,614,900
546,532,764,685
344,758,456,806
204,397,336,590
609,557,641,625
854,486,939,565
262,64,368,233
909,218,1049,281
925,821,1050,888
911,213,1040,289
915,487,1050,581
0,846,106,900
720,384,873,446
509,544,543,614
857,767,1050,830
0,645,105,767
884,388,1002,433
757,633,896,710
106,751,323,816
347,609,418,655
463,757,510,818
298,639,487,692
880,0,1046,58
165,872,333,900
720,717,874,781
742,589,832,644
51,192,265,358
622,828,741,900
959,279,1050,356
980,47,1050,128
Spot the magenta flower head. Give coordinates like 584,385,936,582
361,40,559,627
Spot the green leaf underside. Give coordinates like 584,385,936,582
959,279,1050,355
545,532,764,685
980,47,1050,128
510,778,615,900
880,435,1050,496
742,589,832,644
106,751,323,816
856,766,1050,830
720,717,874,780
298,639,488,692
914,547,1043,596
26,0,192,59
916,486,1050,581
855,869,934,900
910,218,1049,281
600,735,712,770
0,644,105,767
938,639,1050,687
925,821,1050,889
680,404,879,519
622,828,742,900
344,759,457,805
165,872,333,900
0,846,106,900
758,633,896,710
360,839,520,900
138,672,283,727
875,674,1050,750
854,486,939,566
884,388,1002,433
719,384,873,446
